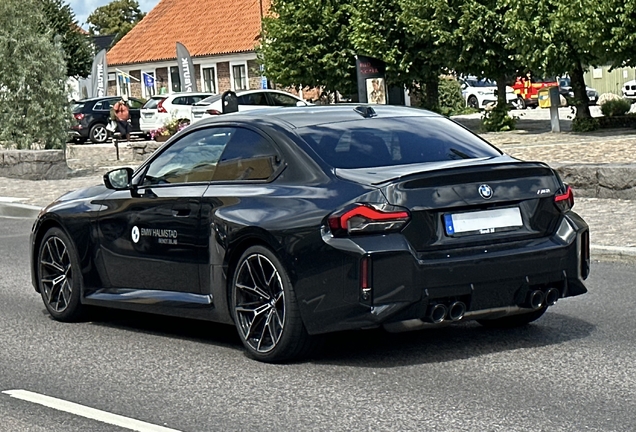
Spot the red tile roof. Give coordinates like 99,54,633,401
107,0,270,66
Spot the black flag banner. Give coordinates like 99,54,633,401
90,49,108,97
176,42,197,92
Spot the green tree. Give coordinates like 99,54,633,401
86,0,145,44
440,0,521,107
503,0,607,118
351,0,446,109
39,0,93,77
259,0,357,98
0,0,70,149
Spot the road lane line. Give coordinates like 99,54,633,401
2,390,181,432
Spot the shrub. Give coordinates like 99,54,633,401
572,117,599,132
481,106,516,132
438,78,467,117
600,98,632,117
597,92,622,106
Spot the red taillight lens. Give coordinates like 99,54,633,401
554,185,574,212
360,255,372,303
157,99,167,113
73,113,84,120
206,109,222,115
328,204,410,235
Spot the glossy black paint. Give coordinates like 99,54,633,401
31,105,589,336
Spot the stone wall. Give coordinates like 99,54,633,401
0,150,67,180
130,142,162,162
554,163,636,200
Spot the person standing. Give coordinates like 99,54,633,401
113,95,131,141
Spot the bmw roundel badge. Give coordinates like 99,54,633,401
478,184,493,199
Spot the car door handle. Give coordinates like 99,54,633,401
172,208,191,217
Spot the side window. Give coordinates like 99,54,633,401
172,97,187,105
142,128,231,186
212,128,281,181
128,99,143,109
93,102,104,110
237,93,268,106
268,93,300,107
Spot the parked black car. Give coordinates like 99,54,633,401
31,105,589,362
70,96,145,144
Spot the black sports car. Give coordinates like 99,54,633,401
30,105,589,362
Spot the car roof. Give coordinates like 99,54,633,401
195,104,440,129
197,89,301,104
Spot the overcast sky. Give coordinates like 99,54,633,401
68,0,160,27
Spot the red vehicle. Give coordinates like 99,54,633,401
511,74,559,109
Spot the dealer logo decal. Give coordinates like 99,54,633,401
131,226,140,243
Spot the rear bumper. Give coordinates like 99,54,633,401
304,213,589,335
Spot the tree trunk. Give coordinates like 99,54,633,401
495,73,508,108
424,76,439,111
568,62,591,119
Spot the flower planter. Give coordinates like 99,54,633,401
154,134,172,142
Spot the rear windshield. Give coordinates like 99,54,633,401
71,103,85,113
296,117,502,169
143,97,166,109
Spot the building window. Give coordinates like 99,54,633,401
231,63,247,90
202,66,217,93
116,71,131,97
170,66,181,93
142,71,156,98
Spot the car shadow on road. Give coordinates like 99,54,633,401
84,307,595,366
86,307,244,351
311,312,595,367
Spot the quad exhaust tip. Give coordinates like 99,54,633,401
425,303,448,324
448,301,466,321
545,287,560,306
528,290,545,310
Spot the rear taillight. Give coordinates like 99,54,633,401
157,99,167,113
73,113,84,120
206,109,222,115
360,255,372,304
328,204,410,236
554,185,574,212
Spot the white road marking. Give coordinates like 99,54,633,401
2,390,181,432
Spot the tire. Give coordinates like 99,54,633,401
230,245,314,363
467,95,479,109
477,307,547,329
89,123,108,143
37,228,85,322
515,96,527,110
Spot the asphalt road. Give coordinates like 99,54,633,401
1,216,635,432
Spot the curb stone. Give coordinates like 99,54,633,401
0,202,42,219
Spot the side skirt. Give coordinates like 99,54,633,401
82,288,233,323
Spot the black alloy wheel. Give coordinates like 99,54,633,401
37,228,85,321
231,246,313,362
89,123,108,143
467,95,479,109
477,307,547,328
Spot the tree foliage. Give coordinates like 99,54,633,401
0,0,70,149
350,0,446,109
39,0,93,77
260,0,357,98
503,0,608,118
87,0,145,44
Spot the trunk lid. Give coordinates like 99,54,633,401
336,157,564,251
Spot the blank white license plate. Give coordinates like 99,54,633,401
444,207,522,235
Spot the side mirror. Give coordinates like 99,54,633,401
460,83,467,90
104,167,134,190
